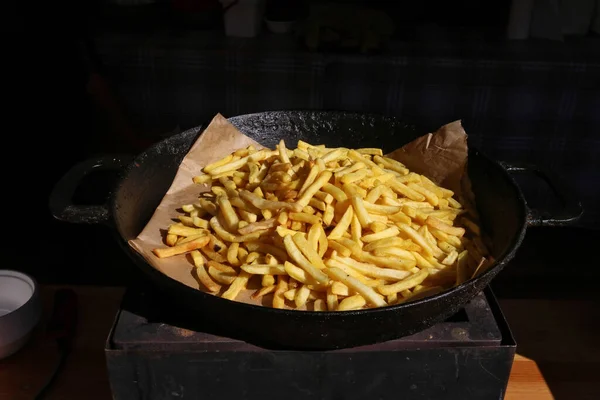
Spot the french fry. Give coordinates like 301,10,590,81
165,234,178,247
331,281,350,296
190,250,221,293
289,212,322,225
333,255,411,281
377,269,430,296
426,216,465,237
209,216,265,243
222,271,251,300
326,268,387,307
328,206,354,239
273,275,288,309
371,246,415,261
361,226,400,243
251,285,276,299
240,264,287,275
262,274,275,287
207,260,237,274
168,225,206,237
313,298,327,311
153,236,210,258
240,190,301,212
208,266,237,285
283,235,329,284
315,223,329,257
237,218,277,235
337,294,367,311
294,285,311,308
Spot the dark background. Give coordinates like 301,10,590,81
3,0,599,300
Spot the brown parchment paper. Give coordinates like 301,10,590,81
129,113,472,306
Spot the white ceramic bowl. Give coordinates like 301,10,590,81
0,270,41,359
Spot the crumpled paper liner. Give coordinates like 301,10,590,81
129,113,474,307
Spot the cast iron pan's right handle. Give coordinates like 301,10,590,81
49,154,133,225
501,162,584,227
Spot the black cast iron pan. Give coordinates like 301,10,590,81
49,111,583,350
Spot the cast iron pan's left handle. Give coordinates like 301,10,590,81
501,161,584,227
49,154,133,225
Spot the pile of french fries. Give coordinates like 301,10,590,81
152,140,491,311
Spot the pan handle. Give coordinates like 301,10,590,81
49,154,133,225
501,161,583,227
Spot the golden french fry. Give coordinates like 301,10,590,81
153,236,210,258
407,182,439,206
190,250,221,293
251,285,276,299
222,271,251,300
289,212,322,225
283,235,329,284
350,214,363,246
208,266,237,285
326,287,339,311
356,251,416,270
363,237,404,252
313,299,327,311
226,242,240,266
345,198,368,229
296,170,333,208
307,223,320,252
273,275,288,309
165,234,178,247
237,218,277,234
168,225,206,237
373,155,409,175
206,150,269,176
298,165,320,196
284,261,310,284
217,196,239,231
447,197,463,209
244,241,288,262
333,255,411,281
328,206,354,239
426,216,465,237
240,190,301,212
441,250,459,266
326,267,387,307
294,285,311,308
200,247,228,263
377,269,430,296
262,274,275,287
209,216,265,243
356,148,383,156
371,246,416,261
397,223,440,258
315,223,328,257
206,260,236,274
314,191,334,204
240,264,287,275
322,183,348,202
193,174,212,185
361,226,400,243
203,154,235,174
405,286,444,302
331,281,350,296
337,294,367,311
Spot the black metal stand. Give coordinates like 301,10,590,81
105,286,516,400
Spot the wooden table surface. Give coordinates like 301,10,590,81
0,286,597,400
